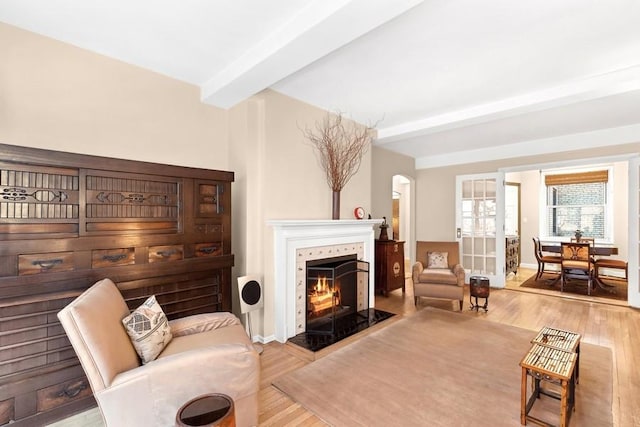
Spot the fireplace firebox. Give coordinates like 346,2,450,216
287,254,394,352
306,255,365,335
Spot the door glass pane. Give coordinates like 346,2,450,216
486,180,496,197
462,181,473,198
474,180,485,197
486,238,496,256
459,177,499,277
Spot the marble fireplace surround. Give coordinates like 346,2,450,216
268,219,381,343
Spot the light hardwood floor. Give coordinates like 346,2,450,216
51,269,640,427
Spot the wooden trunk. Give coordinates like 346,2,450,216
0,143,234,425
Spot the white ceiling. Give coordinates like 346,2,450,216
2,0,640,168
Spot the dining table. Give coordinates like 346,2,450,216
540,242,618,292
541,243,618,256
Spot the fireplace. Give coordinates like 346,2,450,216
305,255,367,335
285,251,393,353
268,219,393,344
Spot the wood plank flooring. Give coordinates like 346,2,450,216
259,269,640,427
50,268,640,427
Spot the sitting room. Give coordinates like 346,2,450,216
1,2,640,426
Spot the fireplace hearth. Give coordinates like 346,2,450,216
288,308,395,352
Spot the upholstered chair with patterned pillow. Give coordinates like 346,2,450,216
57,278,260,427
412,241,465,310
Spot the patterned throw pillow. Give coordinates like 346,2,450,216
427,251,449,269
122,295,172,364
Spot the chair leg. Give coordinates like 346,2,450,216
536,263,543,280
414,296,419,306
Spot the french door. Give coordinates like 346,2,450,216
629,157,640,307
456,172,505,287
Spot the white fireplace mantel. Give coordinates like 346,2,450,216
268,219,382,342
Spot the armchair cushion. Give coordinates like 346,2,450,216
417,268,459,285
122,295,172,364
169,312,240,337
427,251,449,269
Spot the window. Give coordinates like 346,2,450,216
541,169,612,241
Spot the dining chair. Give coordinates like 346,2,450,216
594,258,628,283
560,242,594,295
570,237,597,263
532,237,562,280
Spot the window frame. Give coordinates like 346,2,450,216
539,166,614,244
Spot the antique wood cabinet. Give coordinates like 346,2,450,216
0,143,234,425
506,236,520,275
374,240,405,296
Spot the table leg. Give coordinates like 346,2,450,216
521,367,527,425
545,272,562,287
593,274,617,293
576,343,580,385
560,379,568,427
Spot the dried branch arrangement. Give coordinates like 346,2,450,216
302,112,376,192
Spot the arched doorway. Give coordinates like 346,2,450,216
392,174,414,265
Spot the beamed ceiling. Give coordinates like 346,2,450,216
2,0,640,168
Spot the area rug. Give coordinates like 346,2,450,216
273,307,613,427
520,272,627,301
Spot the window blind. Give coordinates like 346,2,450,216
544,170,608,186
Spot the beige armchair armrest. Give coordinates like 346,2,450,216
98,342,259,426
452,264,465,286
412,261,424,285
169,312,240,337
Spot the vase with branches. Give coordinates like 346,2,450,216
302,112,376,219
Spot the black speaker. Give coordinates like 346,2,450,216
237,275,263,314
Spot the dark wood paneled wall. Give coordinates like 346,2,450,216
0,143,234,425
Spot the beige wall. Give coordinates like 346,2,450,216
416,144,640,241
6,21,637,331
372,146,415,222
0,23,380,340
505,170,540,268
0,23,228,169
506,163,628,269
372,147,416,259
229,90,377,340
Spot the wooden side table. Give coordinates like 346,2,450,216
520,344,577,427
176,393,235,427
531,326,581,384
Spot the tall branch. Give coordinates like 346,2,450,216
302,112,376,192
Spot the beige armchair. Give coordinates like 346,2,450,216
412,241,465,310
57,278,260,427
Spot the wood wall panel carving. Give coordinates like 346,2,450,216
0,143,234,426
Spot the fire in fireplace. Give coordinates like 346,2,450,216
306,254,362,335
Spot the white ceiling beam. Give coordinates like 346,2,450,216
378,65,640,144
200,0,424,109
414,122,640,169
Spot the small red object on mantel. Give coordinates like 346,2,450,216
354,207,365,219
